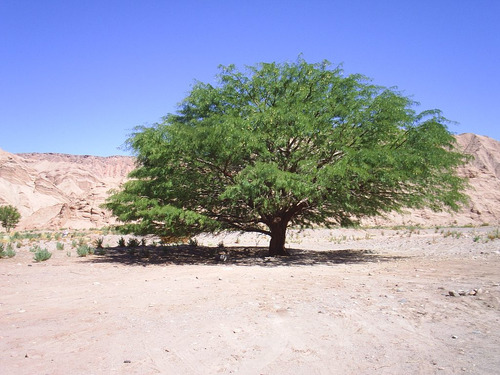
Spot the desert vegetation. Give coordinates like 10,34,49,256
1,225,499,264
105,58,469,256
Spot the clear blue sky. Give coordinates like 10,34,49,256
1,0,498,156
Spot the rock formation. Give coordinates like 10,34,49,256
0,150,135,230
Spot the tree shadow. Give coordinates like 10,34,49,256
84,245,406,267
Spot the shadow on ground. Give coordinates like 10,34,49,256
84,245,406,267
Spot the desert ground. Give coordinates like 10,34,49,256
1,226,499,375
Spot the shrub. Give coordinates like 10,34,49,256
127,238,140,248
118,237,126,247
94,237,104,249
5,246,16,258
1,243,16,258
30,244,41,252
56,242,65,250
77,244,94,257
487,228,500,241
94,248,106,255
33,248,52,262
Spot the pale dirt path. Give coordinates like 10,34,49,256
1,228,499,374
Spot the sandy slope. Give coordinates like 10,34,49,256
1,228,499,374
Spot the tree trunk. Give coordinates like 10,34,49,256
268,218,289,256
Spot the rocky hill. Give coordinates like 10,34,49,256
365,133,500,227
0,150,135,230
0,133,499,231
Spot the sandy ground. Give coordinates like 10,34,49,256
1,227,500,375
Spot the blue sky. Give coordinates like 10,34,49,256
1,0,498,156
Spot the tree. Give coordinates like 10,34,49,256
0,205,21,232
105,58,469,256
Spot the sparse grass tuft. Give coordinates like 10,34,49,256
486,228,500,241
443,230,461,239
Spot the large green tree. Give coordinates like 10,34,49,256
0,205,21,232
105,58,468,256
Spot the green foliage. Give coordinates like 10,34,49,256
76,244,94,257
56,242,65,250
33,247,52,262
105,57,469,255
4,243,16,258
94,237,104,249
0,205,21,232
94,247,106,255
127,237,140,248
30,244,41,252
118,237,126,247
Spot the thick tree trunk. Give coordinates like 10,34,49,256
268,218,289,256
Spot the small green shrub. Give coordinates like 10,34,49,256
1,243,16,258
118,237,126,247
30,244,42,253
94,237,104,249
77,244,94,257
127,238,140,248
94,248,106,255
56,242,65,250
5,246,16,258
33,248,52,262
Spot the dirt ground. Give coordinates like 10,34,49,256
1,227,499,375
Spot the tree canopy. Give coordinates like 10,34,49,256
105,58,469,255
0,205,21,232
